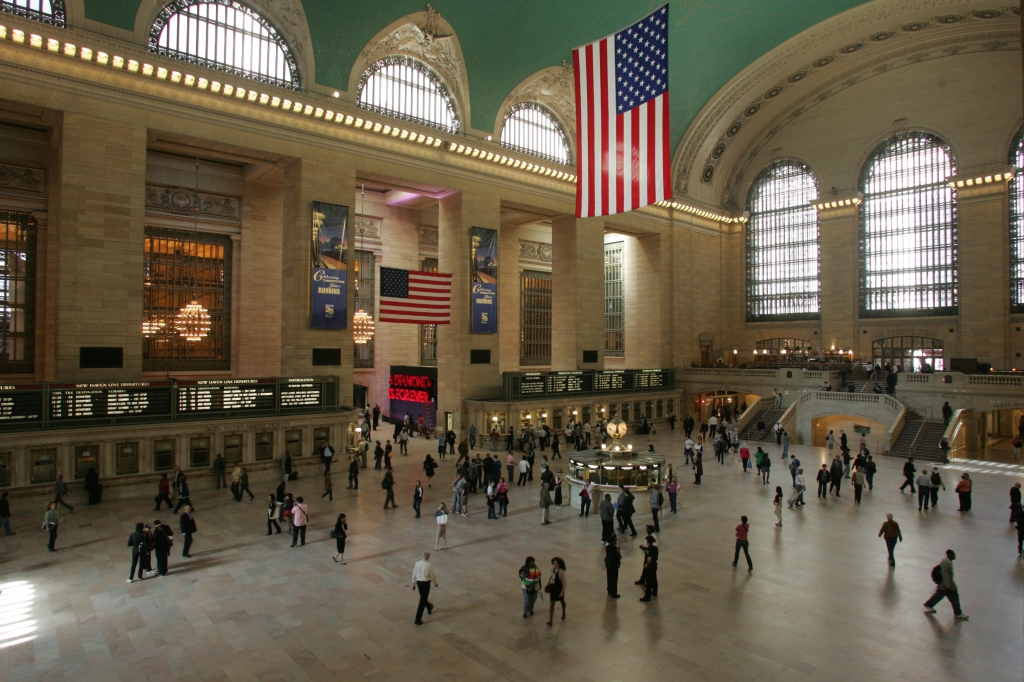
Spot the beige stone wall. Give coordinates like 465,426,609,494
237,178,284,376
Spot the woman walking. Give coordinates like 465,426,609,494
423,455,437,488
332,513,348,564
321,470,334,500
666,477,679,513
413,480,424,518
544,557,567,625
773,486,783,526
434,503,449,551
519,556,541,617
955,473,972,512
266,494,282,535
42,502,60,551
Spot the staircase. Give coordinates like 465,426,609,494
888,415,947,462
740,405,787,442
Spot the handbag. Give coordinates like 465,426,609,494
436,513,448,525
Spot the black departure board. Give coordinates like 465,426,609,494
176,379,276,414
49,383,173,421
503,369,674,401
0,385,44,427
279,377,323,409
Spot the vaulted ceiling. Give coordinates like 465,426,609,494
82,0,873,148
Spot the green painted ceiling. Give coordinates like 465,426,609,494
83,0,872,147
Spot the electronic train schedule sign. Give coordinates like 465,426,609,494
0,384,44,429
388,365,437,429
48,382,173,422
176,378,276,415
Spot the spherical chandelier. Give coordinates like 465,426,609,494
175,300,212,341
353,309,375,344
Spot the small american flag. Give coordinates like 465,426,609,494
573,5,671,218
379,267,452,324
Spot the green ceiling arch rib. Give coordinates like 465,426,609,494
83,0,872,147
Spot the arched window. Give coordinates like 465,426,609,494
501,102,571,165
872,336,944,372
1,0,63,26
1010,128,1024,312
745,160,820,321
357,56,460,134
149,0,299,90
859,132,957,317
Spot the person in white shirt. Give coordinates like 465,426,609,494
582,422,591,447
411,552,439,624
788,469,805,507
322,443,335,473
290,497,308,547
684,438,694,465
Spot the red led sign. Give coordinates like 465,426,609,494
388,387,431,403
389,374,433,389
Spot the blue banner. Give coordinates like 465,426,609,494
311,201,348,329
311,268,347,329
471,227,498,334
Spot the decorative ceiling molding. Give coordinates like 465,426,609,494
349,6,470,128
519,239,552,265
496,63,576,154
145,185,239,220
671,0,1021,204
0,163,44,194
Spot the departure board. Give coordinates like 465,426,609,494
48,383,173,421
176,379,276,414
279,378,323,409
0,385,44,426
503,369,674,401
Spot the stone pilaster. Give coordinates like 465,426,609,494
624,232,668,368
54,113,147,381
498,222,520,372
237,178,283,376
437,191,502,433
551,215,604,370
816,196,860,354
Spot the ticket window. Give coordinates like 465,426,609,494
487,414,506,436
567,408,580,426
223,435,243,464
551,408,562,430
314,428,330,456
656,400,664,418
645,401,653,419
520,412,532,429
154,440,175,471
285,430,302,459
633,402,642,421
0,451,10,487
189,437,210,468
30,448,56,484
621,403,630,421
116,442,139,475
74,444,100,479
255,432,274,461
583,406,592,425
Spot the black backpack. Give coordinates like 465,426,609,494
930,564,943,585
381,477,390,490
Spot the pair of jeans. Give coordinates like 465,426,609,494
487,502,497,519
918,488,931,510
156,549,168,575
651,508,660,532
451,493,462,514
267,518,281,533
415,581,433,623
413,497,422,518
601,519,614,542
580,498,591,516
290,524,306,546
215,472,227,488
130,553,145,580
668,492,677,513
924,588,962,616
499,499,508,516
606,566,618,596
154,492,172,510
1,516,12,534
733,539,752,569
885,537,897,565
522,587,538,615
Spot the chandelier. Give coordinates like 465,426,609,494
353,310,375,344
175,157,211,342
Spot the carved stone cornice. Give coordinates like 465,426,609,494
145,185,239,220
0,163,44,195
519,239,552,265
672,1,1021,205
419,225,438,247
355,214,381,239
497,63,576,154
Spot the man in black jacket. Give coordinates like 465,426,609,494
816,464,830,498
152,519,173,575
173,477,192,514
127,522,149,582
348,454,360,489
899,457,917,493
604,535,621,598
828,456,843,497
619,488,637,536
179,507,197,557
0,491,14,535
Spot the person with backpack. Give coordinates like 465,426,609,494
127,522,150,582
878,513,902,567
382,471,397,510
924,550,968,620
519,556,542,616
789,457,800,486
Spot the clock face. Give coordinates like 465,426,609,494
606,418,628,438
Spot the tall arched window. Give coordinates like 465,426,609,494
745,160,820,321
149,0,300,90
357,56,460,134
1,0,63,26
859,132,957,317
1010,128,1024,313
501,102,571,165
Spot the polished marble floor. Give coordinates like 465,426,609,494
1,427,1022,681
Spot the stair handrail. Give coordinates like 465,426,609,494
736,396,767,435
885,401,908,455
906,407,933,457
941,408,970,460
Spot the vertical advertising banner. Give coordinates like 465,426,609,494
471,227,498,333
311,201,348,329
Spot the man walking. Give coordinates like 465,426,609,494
649,484,662,533
173,476,192,514
54,474,74,512
599,494,615,544
153,519,172,575
732,515,753,572
154,474,172,511
916,469,933,511
864,455,877,490
412,551,439,624
930,468,945,507
605,535,621,598
290,496,307,546
213,453,227,490
348,454,360,489
0,491,14,535
382,470,397,509
923,549,968,620
816,464,830,498
1010,482,1022,523
900,457,917,493
619,487,637,536
179,506,197,558
828,456,843,497
539,482,552,525
788,468,805,507
878,513,902,566
852,466,866,504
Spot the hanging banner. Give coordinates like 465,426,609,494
311,201,348,329
470,226,498,333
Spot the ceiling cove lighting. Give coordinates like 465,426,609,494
654,200,747,224
947,171,1017,188
0,24,576,184
813,197,862,210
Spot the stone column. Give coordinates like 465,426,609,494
625,232,669,368
437,191,502,434
956,173,1013,369
281,159,356,392
551,215,605,370
497,222,520,373
54,113,147,381
817,198,860,354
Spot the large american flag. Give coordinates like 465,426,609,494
379,267,452,324
573,5,671,218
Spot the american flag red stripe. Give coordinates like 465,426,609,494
379,269,452,324
573,6,671,219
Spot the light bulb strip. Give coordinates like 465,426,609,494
812,197,862,211
947,170,1017,189
653,200,747,224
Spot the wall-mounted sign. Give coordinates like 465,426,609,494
388,365,437,429
470,227,497,333
311,201,348,329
